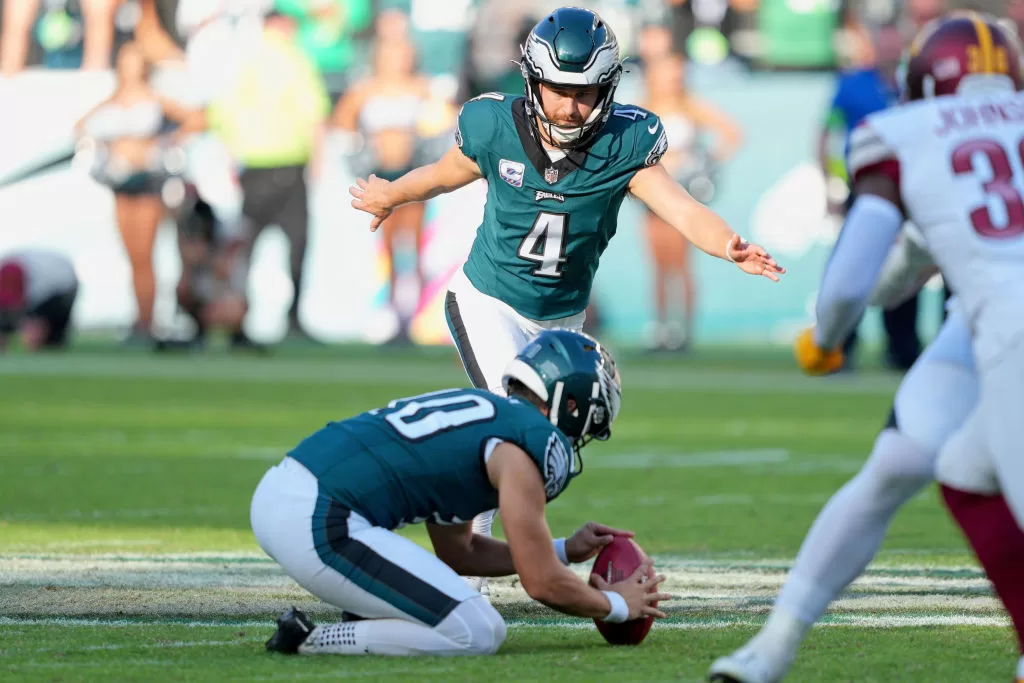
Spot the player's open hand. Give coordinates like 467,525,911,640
566,522,634,563
349,174,394,232
591,560,671,621
727,234,786,282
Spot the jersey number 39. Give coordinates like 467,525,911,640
518,211,569,278
951,137,1024,239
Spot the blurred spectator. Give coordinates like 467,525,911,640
203,11,330,341
902,0,946,31
0,249,78,352
161,189,256,351
756,0,842,70
642,53,742,352
637,22,674,65
332,36,432,343
667,0,759,67
75,41,201,344
132,0,185,64
818,23,920,371
374,6,409,42
387,0,475,99
1,0,121,75
273,0,373,100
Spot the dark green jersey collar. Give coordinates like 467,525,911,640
512,97,588,184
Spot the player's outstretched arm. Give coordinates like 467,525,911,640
489,443,669,622
348,144,484,232
812,174,905,350
795,173,906,375
628,163,785,281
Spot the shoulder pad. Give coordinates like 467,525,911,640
456,93,511,161
608,104,667,169
847,119,901,190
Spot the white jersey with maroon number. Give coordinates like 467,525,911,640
848,91,1024,365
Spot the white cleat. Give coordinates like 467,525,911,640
707,646,791,683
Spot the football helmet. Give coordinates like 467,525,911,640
902,11,1023,101
520,7,623,149
502,329,622,454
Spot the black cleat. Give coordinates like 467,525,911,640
265,606,315,654
708,677,743,683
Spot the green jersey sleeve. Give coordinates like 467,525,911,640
633,110,669,170
455,93,508,171
605,104,669,175
521,425,575,502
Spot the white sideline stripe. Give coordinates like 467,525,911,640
0,615,1008,629
7,638,260,655
588,449,789,469
0,617,273,628
507,615,1010,629
0,355,902,395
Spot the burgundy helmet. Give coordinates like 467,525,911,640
0,261,26,310
902,11,1023,101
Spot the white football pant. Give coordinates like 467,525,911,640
251,456,506,655
443,265,586,540
937,329,1024,529
443,266,585,395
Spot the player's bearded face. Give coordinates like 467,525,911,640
537,83,601,131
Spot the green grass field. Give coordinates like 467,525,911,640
0,345,1016,682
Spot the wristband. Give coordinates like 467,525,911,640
601,590,629,623
553,537,570,566
726,236,739,263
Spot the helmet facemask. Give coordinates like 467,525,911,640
518,8,624,151
521,69,621,150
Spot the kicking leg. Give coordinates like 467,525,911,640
443,267,531,590
710,311,977,682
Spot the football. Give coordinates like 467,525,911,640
589,536,656,646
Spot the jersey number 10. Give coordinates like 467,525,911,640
518,212,569,278
952,138,1024,239
384,392,496,440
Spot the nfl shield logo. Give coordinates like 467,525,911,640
544,167,559,184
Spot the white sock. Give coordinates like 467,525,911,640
774,430,932,627
744,607,808,667
472,509,497,537
299,620,463,656
1017,655,1024,680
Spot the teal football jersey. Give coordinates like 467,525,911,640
288,388,576,530
457,93,668,320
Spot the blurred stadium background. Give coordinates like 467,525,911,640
4,0,1015,356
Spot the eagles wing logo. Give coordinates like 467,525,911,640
455,125,464,148
543,433,571,500
645,128,669,167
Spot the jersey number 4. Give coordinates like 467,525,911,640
951,138,1024,239
518,212,569,278
384,392,496,441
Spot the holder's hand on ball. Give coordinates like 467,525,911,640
566,522,634,563
591,560,671,621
